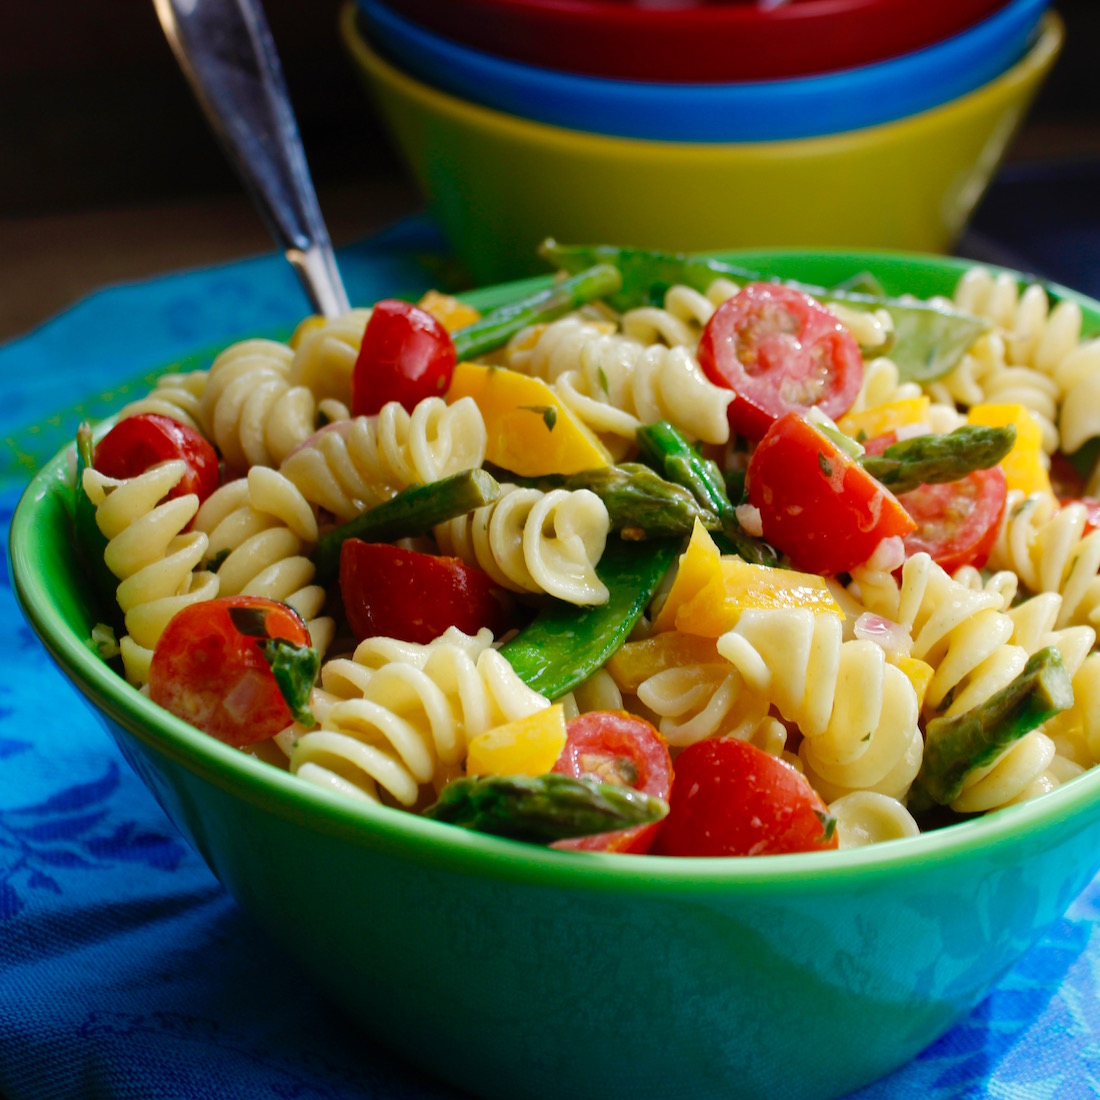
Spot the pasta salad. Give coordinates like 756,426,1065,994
74,244,1100,856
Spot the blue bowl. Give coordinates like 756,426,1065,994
357,0,1050,142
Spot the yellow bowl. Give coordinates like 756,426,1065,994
341,5,1063,285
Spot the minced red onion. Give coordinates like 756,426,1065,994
854,612,912,658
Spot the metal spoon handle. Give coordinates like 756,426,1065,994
153,0,351,317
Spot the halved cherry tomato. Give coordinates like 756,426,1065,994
352,299,457,417
551,711,673,854
93,413,219,503
340,540,515,645
651,737,837,857
698,283,863,441
746,412,915,575
149,596,317,748
864,432,1007,573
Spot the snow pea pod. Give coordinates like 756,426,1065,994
499,537,678,700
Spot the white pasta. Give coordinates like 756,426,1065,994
288,629,550,805
434,485,610,605
716,609,923,802
286,308,372,408
280,397,486,523
505,315,732,449
990,490,1100,629
82,460,219,686
199,339,325,470
852,553,1027,718
117,370,209,433
828,791,920,848
193,466,333,657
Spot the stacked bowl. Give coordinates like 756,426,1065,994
341,0,1063,283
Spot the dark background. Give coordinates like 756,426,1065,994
0,0,1097,343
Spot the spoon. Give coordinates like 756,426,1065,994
152,0,351,318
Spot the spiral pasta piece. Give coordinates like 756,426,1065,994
433,485,610,605
286,308,372,408
713,609,923,801
288,629,550,805
200,338,332,470
193,466,333,656
633,661,788,760
852,552,1027,718
82,460,219,686
280,397,487,522
828,791,920,848
990,490,1100,629
505,315,732,448
117,370,209,433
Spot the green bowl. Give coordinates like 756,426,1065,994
12,250,1100,1100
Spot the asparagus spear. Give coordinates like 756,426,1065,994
859,425,1016,495
507,462,720,539
451,263,622,361
539,241,990,384
907,647,1073,815
500,537,678,699
635,421,778,566
423,772,668,844
312,468,501,584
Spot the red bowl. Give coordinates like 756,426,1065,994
378,0,1010,82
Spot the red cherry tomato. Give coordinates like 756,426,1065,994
698,283,863,441
340,540,515,645
863,432,1007,573
896,469,1007,573
551,711,673,854
651,737,838,858
746,413,915,575
352,299,457,417
93,413,219,503
149,596,315,748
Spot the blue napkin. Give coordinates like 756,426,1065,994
3,216,1100,1100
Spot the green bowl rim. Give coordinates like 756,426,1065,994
11,246,1100,895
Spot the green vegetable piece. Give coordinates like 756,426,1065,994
908,646,1073,813
452,263,623,361
264,638,320,728
423,772,668,844
636,421,777,566
312,468,501,584
859,425,1016,495
539,239,759,312
500,537,678,699
540,241,990,383
511,462,720,539
73,422,121,618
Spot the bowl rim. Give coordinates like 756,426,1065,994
360,0,1046,94
12,244,1100,894
342,3,1064,154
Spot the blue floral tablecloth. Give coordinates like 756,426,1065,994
3,215,1100,1100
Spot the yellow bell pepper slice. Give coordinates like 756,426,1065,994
605,632,723,693
967,402,1051,497
417,289,481,333
892,655,934,712
448,362,612,476
676,557,841,638
651,520,723,633
465,704,567,777
838,397,932,443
